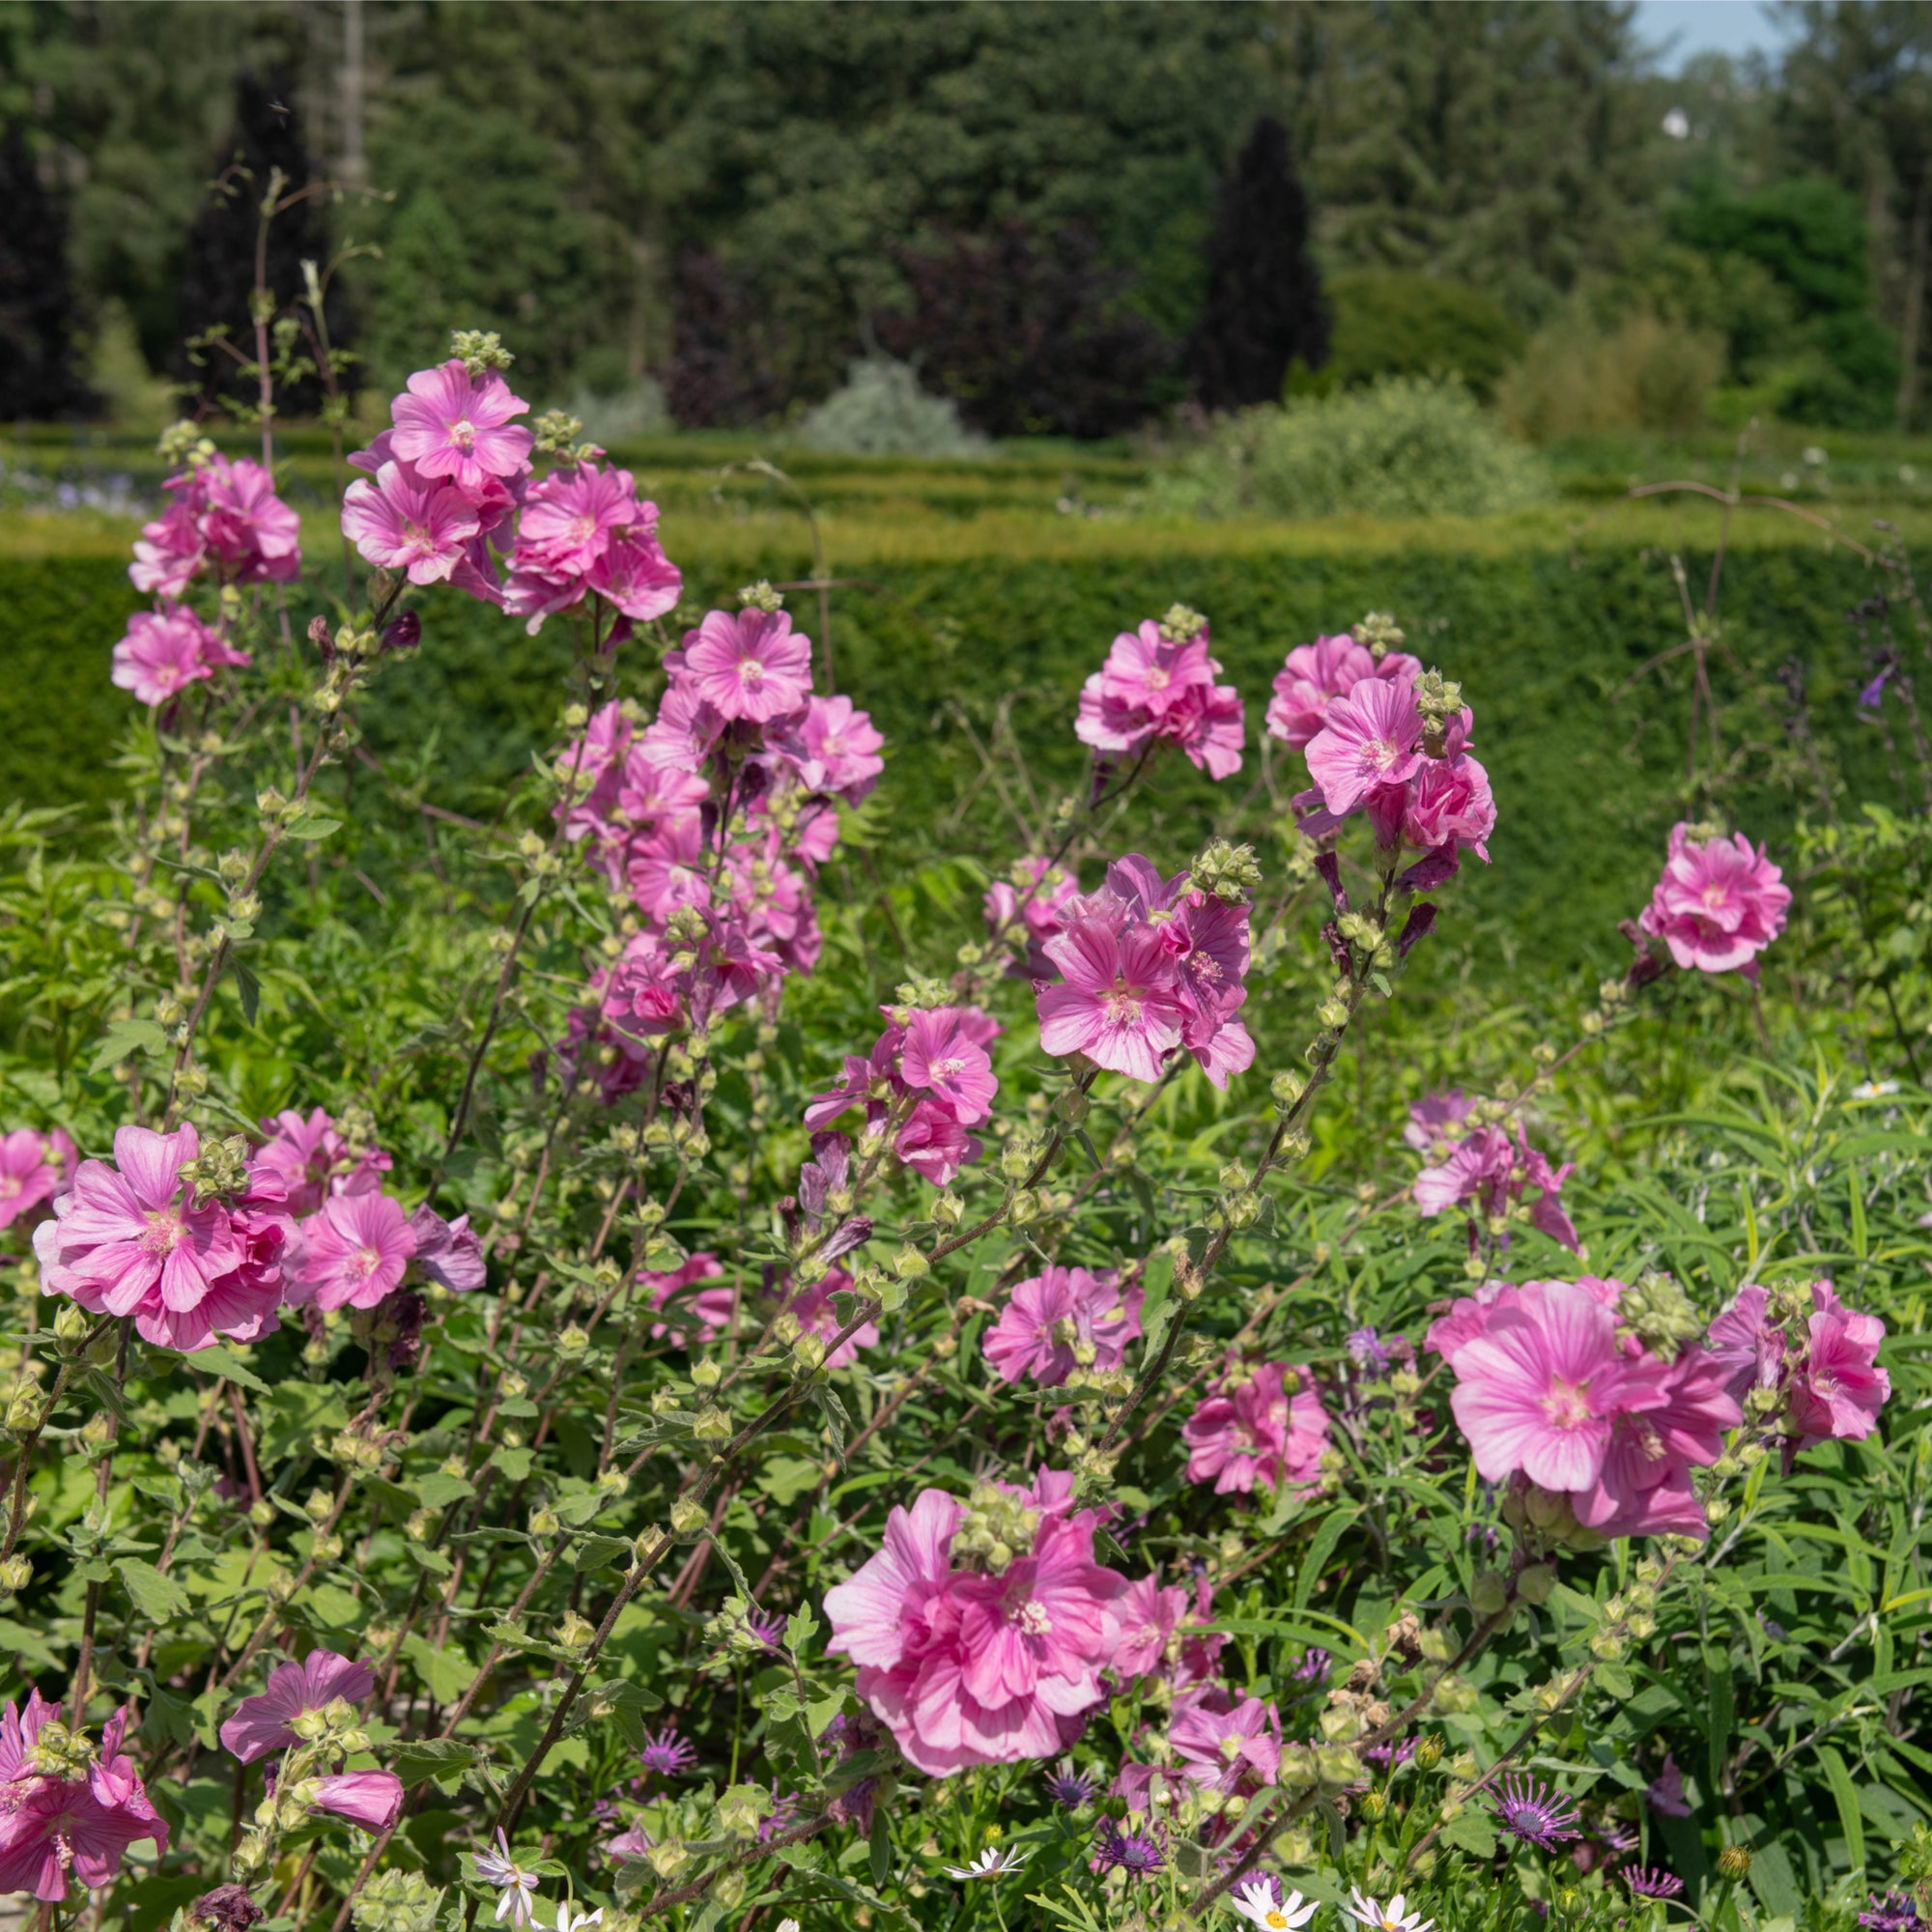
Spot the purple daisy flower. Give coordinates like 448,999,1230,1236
1859,1893,1924,1932
638,1724,697,1777
1044,1765,1095,1810
1490,1774,1581,1849
745,1606,785,1651
759,1784,803,1843
1348,1327,1391,1371
1294,1647,1332,1685
1623,1867,1685,1900
1090,1819,1167,1881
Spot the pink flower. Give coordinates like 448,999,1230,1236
1447,1280,1654,1492
1401,740,1496,860
32,1123,285,1351
900,1009,998,1125
1405,1090,1476,1156
1303,675,1423,816
0,1127,75,1231
1111,1576,1224,1686
643,1254,734,1349
220,1651,376,1763
111,606,250,708
985,860,1081,974
784,1267,880,1369
197,456,302,583
1037,919,1188,1084
824,1482,1128,1776
1706,1284,1783,1405
1074,618,1245,779
310,1772,403,1832
1169,1692,1282,1796
1182,1361,1329,1496
1412,1123,1578,1253
894,1099,981,1187
0,1693,168,1900
678,609,813,724
982,1266,1144,1386
1788,1282,1889,1447
388,360,533,497
410,1206,486,1292
293,1191,416,1312
128,496,206,598
503,463,682,633
341,461,483,584
786,695,885,803
255,1108,390,1219
1637,823,1791,981
1265,636,1422,751
1572,1348,1741,1540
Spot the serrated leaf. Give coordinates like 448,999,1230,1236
392,1738,481,1789
89,1019,167,1075
571,1535,631,1572
231,954,260,1026
118,1557,189,1623
1439,1806,1496,1858
189,1344,270,1395
414,1471,475,1510
283,810,343,840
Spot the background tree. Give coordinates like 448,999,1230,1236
0,122,95,419
1188,114,1329,410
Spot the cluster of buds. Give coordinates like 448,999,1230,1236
1352,611,1406,660
1186,838,1263,905
953,1482,1041,1573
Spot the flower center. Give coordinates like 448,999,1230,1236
1100,987,1145,1024
931,1055,967,1080
1539,1376,1593,1429
448,416,476,449
1013,1599,1053,1635
1145,667,1170,691
1364,734,1405,772
739,659,766,685
141,1208,185,1256
0,1175,18,1199
1506,1804,1544,1834
351,1244,384,1281
1264,1913,1289,1930
571,515,598,545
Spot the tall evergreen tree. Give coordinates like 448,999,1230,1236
0,122,95,420
1188,114,1329,410
174,71,350,412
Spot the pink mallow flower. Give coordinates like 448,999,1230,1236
309,1772,403,1832
677,608,814,724
985,859,1081,975
112,606,250,708
196,456,302,583
0,1691,168,1900
1074,615,1245,780
1168,1691,1283,1796
1111,1575,1225,1687
1412,1122,1579,1253
1446,1279,1658,1492
982,1265,1144,1387
388,360,533,497
783,1266,881,1369
643,1254,734,1349
1636,823,1791,981
220,1651,376,1763
899,1008,999,1125
292,1191,416,1312
503,462,682,633
33,1124,286,1352
341,461,483,584
823,1482,1127,1776
0,1127,75,1232
1182,1361,1329,1496
1787,1282,1889,1448
1266,635,1421,752
783,695,885,804
255,1107,391,1219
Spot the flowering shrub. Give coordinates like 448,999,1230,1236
0,315,1923,1932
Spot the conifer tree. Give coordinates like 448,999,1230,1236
1188,114,1329,411
0,121,95,419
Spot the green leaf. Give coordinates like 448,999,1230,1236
571,1535,631,1573
89,1018,167,1075
493,1447,533,1482
190,1345,270,1395
403,1634,476,1703
282,808,343,840
1595,1661,1634,1701
414,1471,476,1510
1817,1744,1865,1876
117,1557,189,1623
1705,1645,1733,1796
1137,1251,1176,1357
1439,1807,1496,1858
391,1738,481,1789
230,953,261,1027
868,1805,891,1888
1291,1504,1359,1604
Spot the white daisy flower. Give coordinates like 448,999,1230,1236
776,1922,801,1932
551,1905,602,1932
473,1829,543,1929
1229,1879,1320,1930
942,1846,1028,1881
1347,1888,1434,1932
1853,1080,1900,1098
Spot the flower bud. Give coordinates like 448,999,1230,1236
0,1555,31,1593
556,1610,596,1650
893,1246,928,1280
691,1406,732,1442
53,1302,92,1348
1516,1563,1556,1605
791,1333,827,1374
1315,1747,1363,1789
1718,1846,1751,1881
1470,1571,1508,1616
690,1359,722,1390
668,1498,706,1538
1414,1732,1443,1771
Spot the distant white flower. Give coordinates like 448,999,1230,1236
1347,1889,1434,1932
473,1830,542,1929
1803,445,1828,467
943,1846,1028,1881
550,1906,602,1932
1230,1881,1320,1930
1780,472,1801,491
1853,1079,1901,1098
1661,107,1690,139
776,1921,801,1932
1901,464,1918,483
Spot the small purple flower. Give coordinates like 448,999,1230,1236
638,1724,696,1777
1348,1327,1391,1372
1360,1736,1418,1773
1861,668,1894,710
1044,1765,1095,1809
1490,1774,1581,1849
1091,1819,1167,1881
759,1784,803,1843
1646,1755,1691,1818
1294,1646,1332,1685
1623,1867,1685,1900
745,1606,785,1651
1597,1821,1639,1855
1859,1893,1924,1932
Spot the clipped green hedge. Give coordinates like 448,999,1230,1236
2,535,1893,972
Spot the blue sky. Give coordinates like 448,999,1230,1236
1633,0,1799,70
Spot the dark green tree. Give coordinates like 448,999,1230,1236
0,121,94,419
